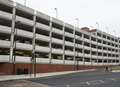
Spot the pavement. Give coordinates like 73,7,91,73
0,69,95,81
0,80,50,87
112,70,120,72
0,69,120,87
30,71,120,87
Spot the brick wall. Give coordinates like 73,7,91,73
0,63,105,75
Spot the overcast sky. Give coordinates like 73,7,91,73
14,0,120,37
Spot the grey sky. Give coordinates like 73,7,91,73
14,0,120,36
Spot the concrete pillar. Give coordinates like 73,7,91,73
82,34,85,65
101,34,104,65
116,41,119,65
49,17,52,64
119,49,120,65
118,40,120,65
114,44,116,64
90,33,92,65
31,10,37,76
62,22,65,64
119,44,120,65
96,33,99,65
73,26,76,65
9,3,16,63
110,38,113,65
107,47,109,64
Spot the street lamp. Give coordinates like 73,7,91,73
96,22,99,29
24,0,27,6
54,8,58,18
13,0,26,6
75,18,79,28
12,21,20,75
75,36,81,70
106,26,110,34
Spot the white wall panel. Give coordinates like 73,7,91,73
0,11,12,20
0,55,9,62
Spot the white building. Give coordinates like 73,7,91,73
0,0,119,75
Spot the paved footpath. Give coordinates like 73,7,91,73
0,69,95,81
0,80,50,87
0,70,119,87
0,69,95,87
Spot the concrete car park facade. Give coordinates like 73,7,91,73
0,0,120,75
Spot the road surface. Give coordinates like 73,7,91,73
30,71,120,87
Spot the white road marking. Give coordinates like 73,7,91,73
80,78,118,86
99,80,104,83
86,82,90,85
14,84,26,87
110,78,116,81
84,80,104,86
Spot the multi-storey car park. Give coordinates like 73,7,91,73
0,0,120,75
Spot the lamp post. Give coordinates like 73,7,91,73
75,18,79,28
76,36,81,70
54,8,58,18
96,22,99,29
12,21,20,75
24,0,27,6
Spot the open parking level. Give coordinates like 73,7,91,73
0,0,120,75
30,71,120,87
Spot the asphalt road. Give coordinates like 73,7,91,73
30,71,120,87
